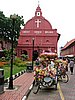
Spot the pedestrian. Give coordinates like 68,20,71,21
69,59,74,75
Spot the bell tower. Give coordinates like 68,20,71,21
35,5,42,17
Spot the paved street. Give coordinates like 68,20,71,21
60,65,75,100
28,87,61,100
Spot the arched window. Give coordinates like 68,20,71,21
26,40,29,42
22,50,28,55
46,40,49,43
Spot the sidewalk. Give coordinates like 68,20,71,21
0,72,34,100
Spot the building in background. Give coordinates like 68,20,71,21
60,38,75,58
16,5,60,60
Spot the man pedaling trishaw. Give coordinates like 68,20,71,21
33,52,58,94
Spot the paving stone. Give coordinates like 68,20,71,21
0,72,34,100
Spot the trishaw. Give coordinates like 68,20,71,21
33,52,58,94
55,59,69,83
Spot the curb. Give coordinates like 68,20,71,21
4,69,26,83
22,83,34,100
4,69,33,100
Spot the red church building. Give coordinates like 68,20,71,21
16,5,60,60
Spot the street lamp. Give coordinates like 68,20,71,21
9,14,17,89
32,38,34,70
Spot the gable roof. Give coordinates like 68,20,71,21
62,38,75,50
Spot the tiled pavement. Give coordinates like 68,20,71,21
0,72,34,100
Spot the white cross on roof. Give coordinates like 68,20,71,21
35,19,41,28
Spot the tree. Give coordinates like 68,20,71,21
0,11,24,48
9,14,24,47
0,11,6,40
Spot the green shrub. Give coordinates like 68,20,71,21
14,57,22,63
17,63,26,67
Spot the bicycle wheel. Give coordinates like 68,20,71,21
33,81,40,94
61,73,69,83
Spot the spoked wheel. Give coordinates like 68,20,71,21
55,76,58,90
61,73,69,83
33,81,40,94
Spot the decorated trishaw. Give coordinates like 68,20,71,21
55,59,69,83
33,52,58,94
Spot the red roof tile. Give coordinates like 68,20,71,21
62,38,75,50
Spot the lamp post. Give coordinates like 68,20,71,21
9,14,17,89
32,38,34,70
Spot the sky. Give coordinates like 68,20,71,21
0,0,75,53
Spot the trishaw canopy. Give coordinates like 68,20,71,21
39,52,58,59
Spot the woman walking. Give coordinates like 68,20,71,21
69,59,74,75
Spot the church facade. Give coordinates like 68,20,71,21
16,5,60,60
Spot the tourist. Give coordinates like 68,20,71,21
69,59,74,75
